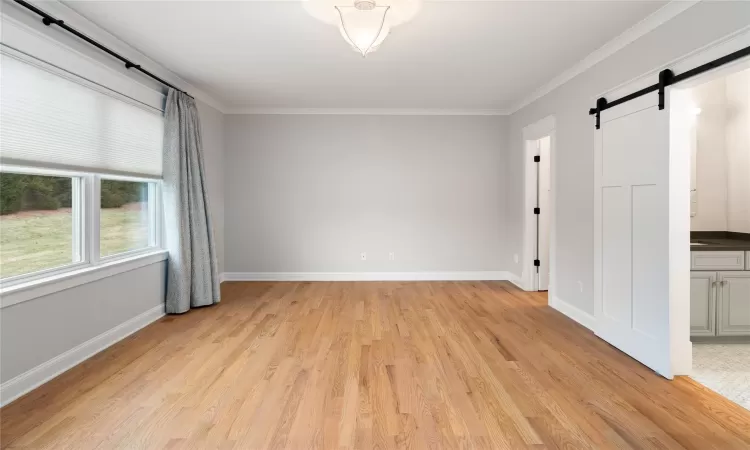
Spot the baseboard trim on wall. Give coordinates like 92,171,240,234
0,304,165,407
548,295,596,331
506,272,524,290
221,271,512,282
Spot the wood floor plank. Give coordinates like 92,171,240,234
2,281,749,449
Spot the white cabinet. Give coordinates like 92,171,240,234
690,272,717,336
717,271,750,336
691,251,745,271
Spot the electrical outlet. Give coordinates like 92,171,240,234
389,252,395,261
361,252,367,261
514,254,519,264
578,281,584,293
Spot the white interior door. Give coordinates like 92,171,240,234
538,137,551,291
594,93,673,378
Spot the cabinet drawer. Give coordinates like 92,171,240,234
691,251,745,271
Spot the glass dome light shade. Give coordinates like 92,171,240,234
335,5,390,56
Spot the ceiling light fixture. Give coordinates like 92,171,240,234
304,0,421,57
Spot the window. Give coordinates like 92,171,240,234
0,51,164,288
100,179,155,258
0,168,161,283
0,171,80,279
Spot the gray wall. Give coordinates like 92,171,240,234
224,114,507,273
505,1,750,314
1,262,165,382
197,100,226,272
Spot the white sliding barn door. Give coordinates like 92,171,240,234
594,94,673,378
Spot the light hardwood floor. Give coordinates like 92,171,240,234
2,281,749,449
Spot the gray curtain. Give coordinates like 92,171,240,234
162,89,220,314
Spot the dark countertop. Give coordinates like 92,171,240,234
691,232,750,251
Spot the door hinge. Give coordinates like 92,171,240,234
533,207,540,215
534,259,541,267
533,155,540,163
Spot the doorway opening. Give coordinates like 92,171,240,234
522,116,555,295
673,63,750,411
533,136,551,291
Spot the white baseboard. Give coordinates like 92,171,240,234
506,272,524,290
548,295,596,331
221,271,512,282
0,304,165,407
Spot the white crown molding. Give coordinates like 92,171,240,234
4,0,228,113
0,304,164,407
222,271,512,282
224,107,509,116
507,0,700,115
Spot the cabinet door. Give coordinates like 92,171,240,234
690,272,716,336
717,272,750,336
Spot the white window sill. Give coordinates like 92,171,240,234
0,250,168,308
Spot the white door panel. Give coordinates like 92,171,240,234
594,93,673,378
601,186,631,323
631,184,668,338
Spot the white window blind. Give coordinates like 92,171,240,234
0,53,164,177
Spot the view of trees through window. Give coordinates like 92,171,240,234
0,173,74,278
0,173,152,279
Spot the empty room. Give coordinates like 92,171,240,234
1,0,749,449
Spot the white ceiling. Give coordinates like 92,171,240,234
62,0,668,112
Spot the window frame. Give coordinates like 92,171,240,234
0,164,163,289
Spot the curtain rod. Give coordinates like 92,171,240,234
12,0,193,99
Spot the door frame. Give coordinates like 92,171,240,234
522,115,556,296
591,27,750,376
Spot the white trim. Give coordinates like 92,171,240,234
224,107,509,116
222,271,511,282
522,115,556,141
0,250,168,308
0,304,164,407
521,116,557,297
219,272,228,283
548,296,596,331
509,1,699,114
506,272,524,290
